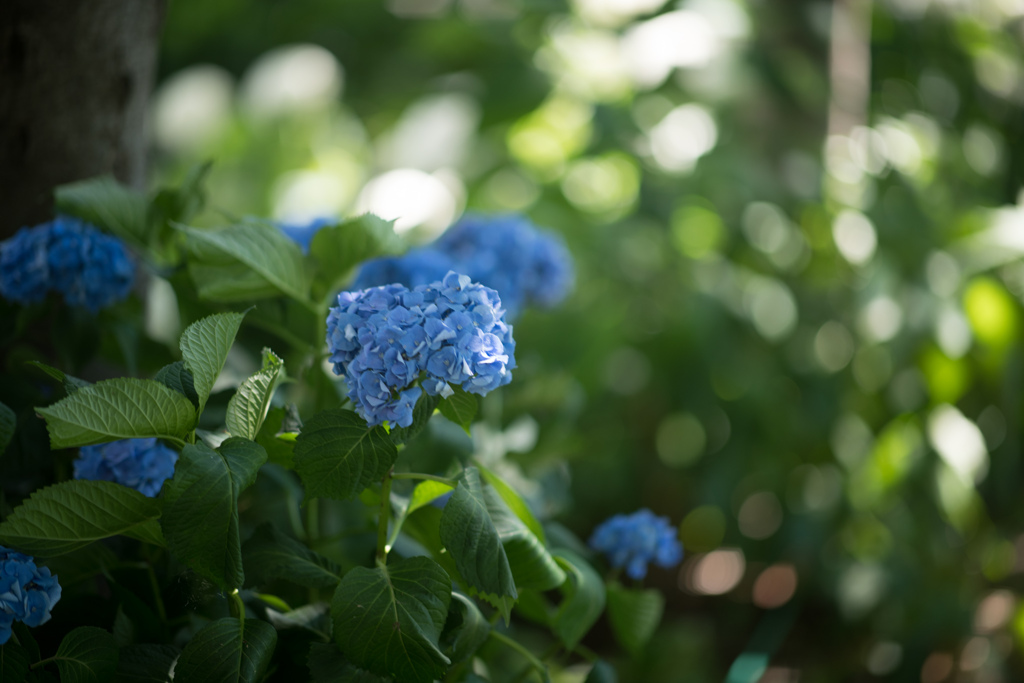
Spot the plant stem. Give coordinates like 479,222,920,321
489,631,547,680
306,498,320,542
377,467,394,563
143,562,167,622
228,588,245,620
391,472,458,487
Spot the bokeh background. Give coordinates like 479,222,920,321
148,0,1024,680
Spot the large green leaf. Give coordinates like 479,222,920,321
226,348,284,440
53,627,119,683
0,401,14,458
0,637,30,683
478,464,546,544
438,388,478,435
483,484,566,592
309,214,403,295
294,409,397,501
55,176,149,248
551,550,605,649
242,523,342,589
153,361,199,409
113,644,178,682
332,556,451,683
179,311,247,414
440,593,490,665
307,643,389,683
439,468,517,622
0,480,163,557
605,582,665,657
162,439,267,590
180,221,311,303
36,378,196,449
174,618,276,683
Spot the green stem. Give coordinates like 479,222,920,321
228,589,245,620
391,472,458,487
377,467,394,563
306,498,320,543
489,631,547,680
164,435,188,449
30,656,55,671
143,562,167,622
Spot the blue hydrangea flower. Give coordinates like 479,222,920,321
0,546,62,645
0,216,134,312
589,509,683,580
278,217,336,252
326,272,516,428
74,438,179,497
352,214,573,318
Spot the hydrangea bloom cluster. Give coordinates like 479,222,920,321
278,216,336,252
0,216,134,312
326,272,516,428
74,438,179,497
0,546,62,645
589,509,683,580
352,214,573,318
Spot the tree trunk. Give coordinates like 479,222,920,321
0,0,165,239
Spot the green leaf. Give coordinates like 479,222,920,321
331,556,451,683
0,638,30,683
294,409,397,502
440,593,490,665
309,214,403,294
162,439,267,590
242,523,342,589
264,603,331,636
36,378,196,449
26,361,92,394
407,480,454,515
478,464,546,544
584,660,619,683
179,311,248,414
149,162,211,231
174,618,276,683
53,627,119,683
438,387,478,435
0,480,164,557
55,176,149,248
388,392,440,446
439,468,517,622
180,221,311,303
113,644,178,683
226,348,284,440
0,401,14,458
307,642,389,683
153,361,199,408
606,582,665,657
483,484,566,592
551,550,605,649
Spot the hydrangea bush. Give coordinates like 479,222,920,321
0,175,677,682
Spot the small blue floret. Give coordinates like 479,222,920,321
589,509,683,580
0,546,62,645
74,438,179,497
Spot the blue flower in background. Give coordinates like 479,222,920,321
589,509,683,580
351,248,455,291
74,438,179,497
0,216,134,312
326,271,516,428
0,546,62,645
278,216,336,252
352,213,573,318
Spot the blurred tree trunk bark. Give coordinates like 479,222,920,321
0,0,166,239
